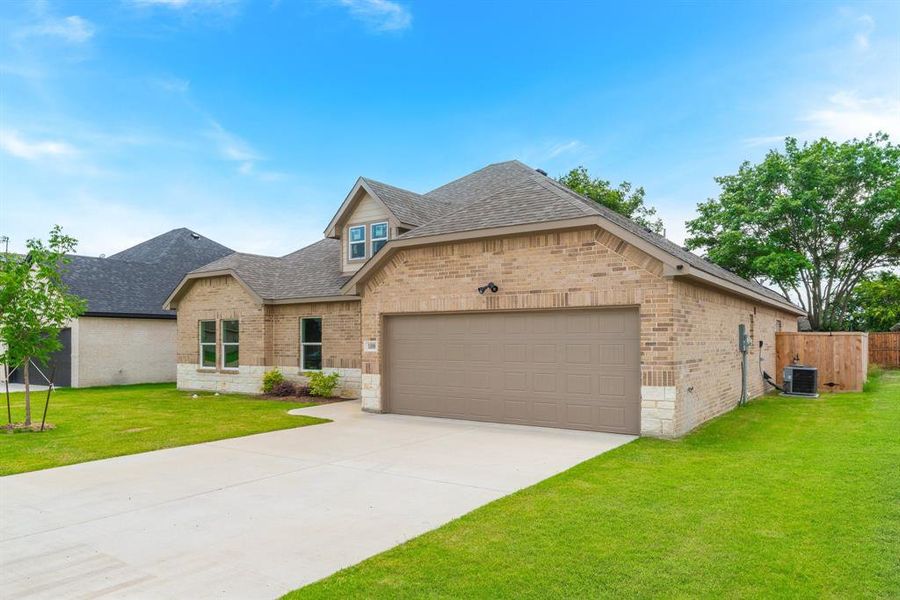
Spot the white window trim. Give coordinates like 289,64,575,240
300,316,323,372
199,320,216,368
370,221,388,255
348,225,367,261
221,319,239,371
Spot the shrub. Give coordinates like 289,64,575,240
262,368,285,394
296,385,311,397
271,381,297,397
304,371,340,397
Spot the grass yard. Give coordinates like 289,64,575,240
1,383,326,476
289,370,900,599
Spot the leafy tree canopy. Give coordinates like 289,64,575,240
1,226,86,425
685,133,900,331
847,271,900,332
558,166,664,234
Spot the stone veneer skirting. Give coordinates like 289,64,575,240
177,364,362,397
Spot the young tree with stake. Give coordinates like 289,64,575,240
0,226,85,427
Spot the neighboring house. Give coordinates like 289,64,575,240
165,161,803,438
6,229,232,388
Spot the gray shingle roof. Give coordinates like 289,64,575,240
406,160,793,307
190,238,351,301
63,229,233,317
176,160,795,310
109,227,233,266
362,178,451,226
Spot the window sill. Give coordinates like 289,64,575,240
196,368,217,373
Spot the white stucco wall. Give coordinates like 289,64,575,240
75,317,176,387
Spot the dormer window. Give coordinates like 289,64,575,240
348,225,366,260
371,222,388,255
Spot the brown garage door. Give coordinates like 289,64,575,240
384,309,641,434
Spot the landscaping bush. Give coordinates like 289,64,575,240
262,368,285,393
304,371,340,397
270,381,297,397
296,386,311,397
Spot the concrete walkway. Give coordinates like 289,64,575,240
0,401,634,599
3,383,50,393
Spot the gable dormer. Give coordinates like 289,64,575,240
325,179,410,274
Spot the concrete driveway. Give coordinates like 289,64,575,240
1,401,634,599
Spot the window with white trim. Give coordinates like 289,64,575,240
199,320,216,368
348,225,366,260
221,320,239,369
301,317,322,371
370,222,388,255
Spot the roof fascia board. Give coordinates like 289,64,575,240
82,312,177,320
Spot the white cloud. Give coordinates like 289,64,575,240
0,130,76,160
207,120,261,164
18,15,95,43
854,14,875,50
742,134,791,148
546,140,586,159
803,91,900,140
744,91,900,148
205,121,287,181
128,0,241,13
336,0,411,32
150,76,191,93
133,0,192,6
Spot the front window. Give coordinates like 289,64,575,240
221,320,239,369
301,317,322,371
371,222,388,255
199,320,216,368
348,225,366,260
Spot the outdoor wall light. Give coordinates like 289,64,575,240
477,282,499,294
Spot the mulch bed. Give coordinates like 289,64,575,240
260,395,350,404
3,422,56,433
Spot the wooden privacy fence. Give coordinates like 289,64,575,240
868,332,900,368
775,332,868,393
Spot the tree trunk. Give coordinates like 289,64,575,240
23,359,31,426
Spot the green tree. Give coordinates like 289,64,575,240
685,134,900,331
558,166,664,234
846,271,900,331
0,226,86,426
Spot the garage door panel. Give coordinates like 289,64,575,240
533,344,557,363
533,372,557,392
385,309,640,434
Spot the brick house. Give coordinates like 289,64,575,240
165,161,803,437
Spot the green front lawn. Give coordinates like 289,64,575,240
1,383,326,476
290,371,900,599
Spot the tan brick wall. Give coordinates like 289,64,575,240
75,317,176,387
268,301,361,372
174,274,362,395
176,275,265,366
672,280,798,434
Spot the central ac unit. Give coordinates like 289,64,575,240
782,365,819,397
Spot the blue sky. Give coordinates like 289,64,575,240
1,0,898,256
